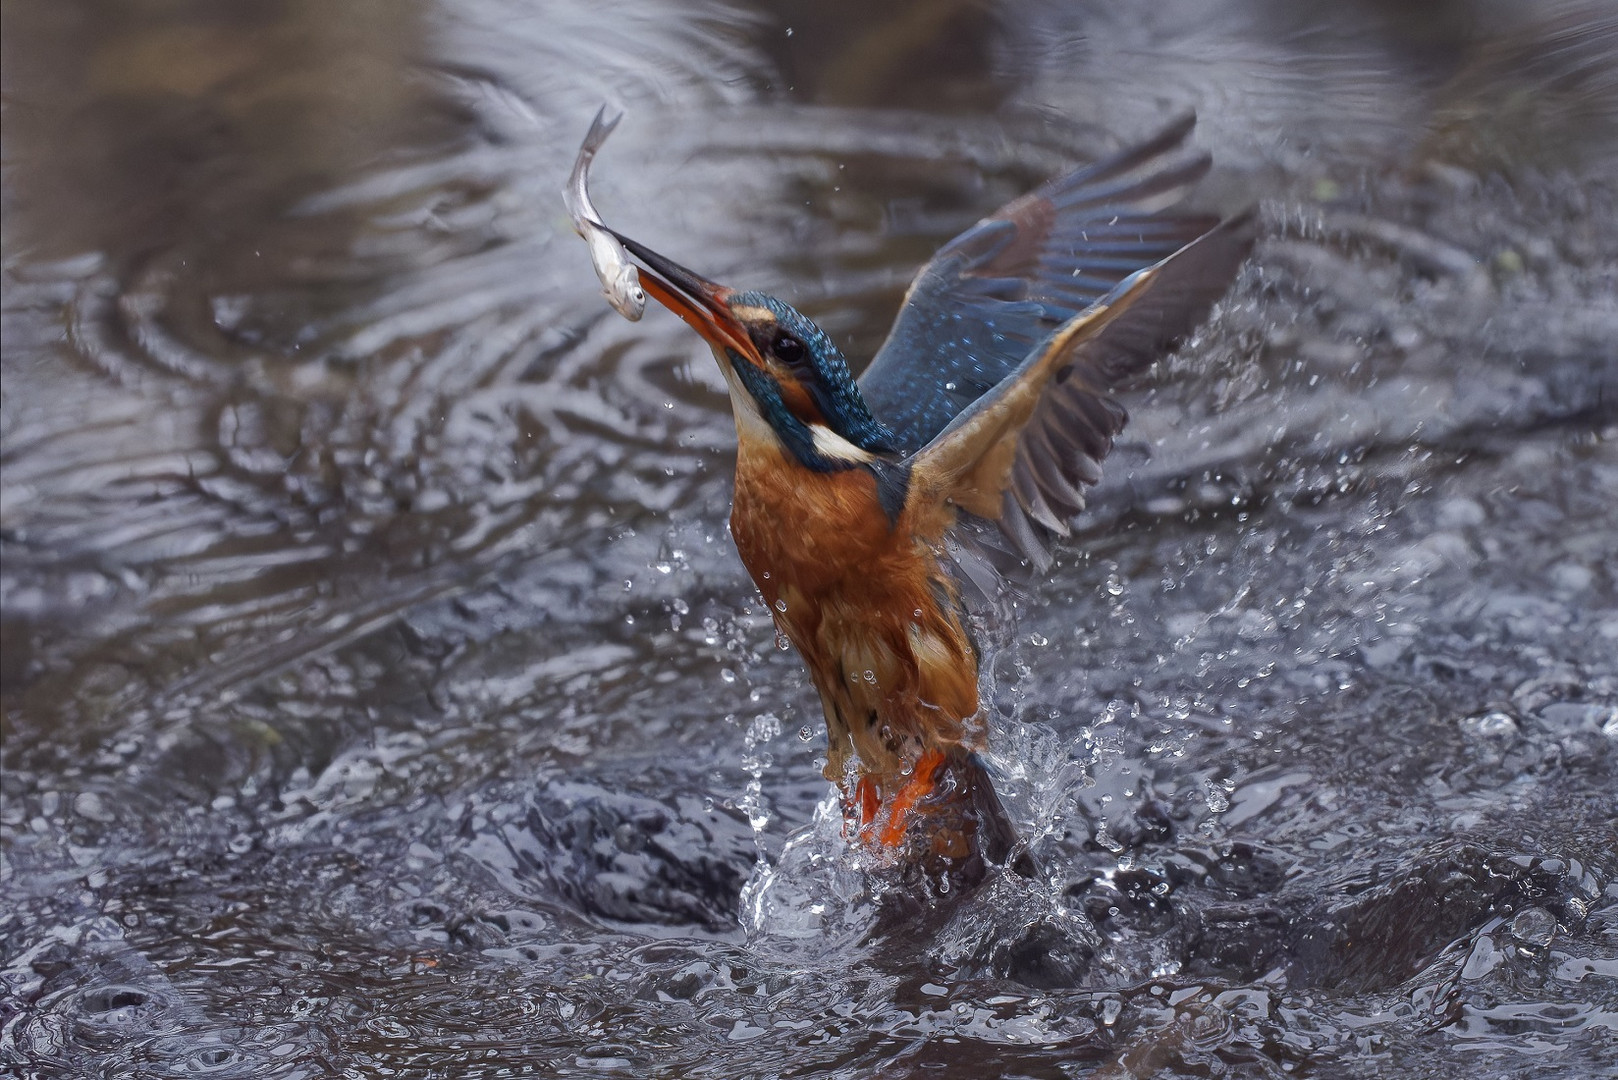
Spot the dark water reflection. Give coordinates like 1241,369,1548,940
3,1,1616,1077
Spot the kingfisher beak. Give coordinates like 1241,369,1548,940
605,229,757,362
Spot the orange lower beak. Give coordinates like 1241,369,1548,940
606,229,757,362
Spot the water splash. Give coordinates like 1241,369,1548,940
5,1,1618,1077
739,790,884,953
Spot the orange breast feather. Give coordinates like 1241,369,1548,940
729,444,980,781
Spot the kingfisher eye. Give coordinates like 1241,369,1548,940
772,331,807,367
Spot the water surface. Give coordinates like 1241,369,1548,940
3,2,1616,1077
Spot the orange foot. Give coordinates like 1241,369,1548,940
847,744,944,854
843,750,1012,868
853,773,881,831
879,748,947,847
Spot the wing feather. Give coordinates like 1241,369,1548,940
998,491,1051,567
858,114,1221,452
906,212,1256,571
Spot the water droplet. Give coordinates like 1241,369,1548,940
912,609,923,619
798,725,813,742
1508,907,1557,949
1460,710,1518,737
774,599,787,613
862,670,877,685
720,668,737,684
1030,633,1047,647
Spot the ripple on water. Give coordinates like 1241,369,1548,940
5,1,1618,1078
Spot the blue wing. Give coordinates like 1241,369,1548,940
857,113,1223,453
906,212,1257,571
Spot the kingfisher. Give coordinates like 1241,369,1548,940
587,114,1253,876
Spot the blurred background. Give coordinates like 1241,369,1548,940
3,2,1615,1077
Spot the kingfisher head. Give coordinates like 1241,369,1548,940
606,229,898,471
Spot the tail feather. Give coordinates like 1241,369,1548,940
957,750,1040,880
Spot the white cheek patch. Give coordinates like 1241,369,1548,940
810,423,875,464
715,346,874,466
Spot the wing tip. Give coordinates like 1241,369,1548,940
1213,204,1259,239
1173,205,1261,281
1000,492,1055,573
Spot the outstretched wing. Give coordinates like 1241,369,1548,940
906,213,1256,571
858,114,1222,453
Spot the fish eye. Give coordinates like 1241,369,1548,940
772,331,807,367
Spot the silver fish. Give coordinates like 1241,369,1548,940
566,106,646,321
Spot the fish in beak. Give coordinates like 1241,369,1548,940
604,228,761,365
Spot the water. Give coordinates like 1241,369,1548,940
3,2,1616,1077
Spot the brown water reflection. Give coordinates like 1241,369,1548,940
3,2,1616,1078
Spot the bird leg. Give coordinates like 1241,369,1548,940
843,746,1036,888
843,747,950,851
876,748,948,848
